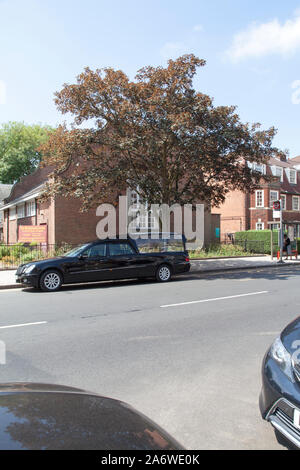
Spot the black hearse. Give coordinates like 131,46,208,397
16,233,190,291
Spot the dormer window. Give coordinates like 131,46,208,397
271,165,283,182
247,162,266,175
286,168,297,184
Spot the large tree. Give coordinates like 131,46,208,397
41,55,281,210
0,122,52,184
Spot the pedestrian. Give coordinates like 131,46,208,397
283,234,292,260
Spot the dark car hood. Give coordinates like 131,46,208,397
0,383,182,450
281,316,300,352
20,256,70,269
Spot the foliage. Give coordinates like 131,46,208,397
40,55,283,210
189,243,255,258
0,122,53,184
0,243,72,267
234,229,280,254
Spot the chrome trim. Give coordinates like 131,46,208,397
266,398,300,448
269,415,300,448
266,397,298,420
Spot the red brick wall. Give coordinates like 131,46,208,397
211,190,248,237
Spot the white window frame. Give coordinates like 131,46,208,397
271,165,283,182
25,200,36,217
9,206,16,220
281,195,286,210
292,196,300,211
17,204,25,219
286,168,297,184
248,162,266,175
128,189,158,231
256,222,264,230
269,190,279,208
255,190,264,208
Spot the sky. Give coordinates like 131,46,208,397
0,0,300,156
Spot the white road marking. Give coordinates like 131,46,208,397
0,321,47,330
160,291,269,308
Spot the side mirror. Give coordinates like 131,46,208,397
78,253,88,260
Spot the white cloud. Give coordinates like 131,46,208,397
226,12,300,62
0,80,6,105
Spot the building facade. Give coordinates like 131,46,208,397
212,155,300,240
0,166,220,247
0,184,13,241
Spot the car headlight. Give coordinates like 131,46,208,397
23,264,36,274
269,336,295,381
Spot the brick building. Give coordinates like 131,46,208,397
0,184,13,241
0,167,100,245
0,166,220,247
212,155,300,240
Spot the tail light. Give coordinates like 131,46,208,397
185,257,190,262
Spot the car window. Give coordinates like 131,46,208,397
84,244,107,258
109,243,135,256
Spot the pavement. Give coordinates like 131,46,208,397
1,264,300,449
1,255,300,289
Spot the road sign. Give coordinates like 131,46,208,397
273,200,281,218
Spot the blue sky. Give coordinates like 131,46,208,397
0,0,300,156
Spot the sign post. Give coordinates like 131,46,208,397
273,200,284,264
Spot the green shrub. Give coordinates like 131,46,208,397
234,230,280,254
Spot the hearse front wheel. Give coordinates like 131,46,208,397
156,264,172,282
40,270,63,292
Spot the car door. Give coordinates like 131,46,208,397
81,243,113,281
107,241,139,279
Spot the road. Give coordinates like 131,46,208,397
1,265,300,449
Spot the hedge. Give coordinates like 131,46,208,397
234,230,300,254
234,230,280,254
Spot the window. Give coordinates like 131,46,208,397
292,196,300,211
109,242,135,256
25,200,36,217
17,204,25,219
281,195,286,210
129,188,158,231
269,191,278,208
271,166,283,182
256,222,264,230
136,238,185,253
255,190,264,208
286,168,297,184
248,162,266,174
84,244,107,258
9,207,16,220
272,223,280,230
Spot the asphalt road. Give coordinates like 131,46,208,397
1,265,300,449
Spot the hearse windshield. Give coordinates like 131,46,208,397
64,244,91,257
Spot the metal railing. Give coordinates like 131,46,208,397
0,243,75,269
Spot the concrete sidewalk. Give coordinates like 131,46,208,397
190,255,300,273
1,255,300,289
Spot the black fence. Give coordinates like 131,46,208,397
0,243,75,269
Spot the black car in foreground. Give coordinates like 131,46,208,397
0,383,183,450
16,233,190,291
260,316,300,449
